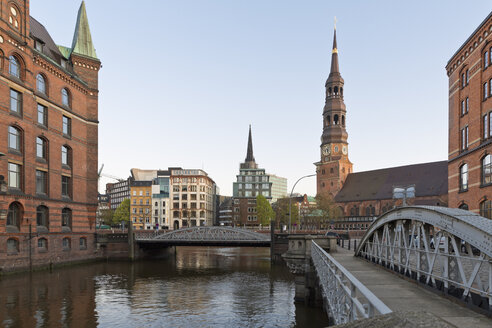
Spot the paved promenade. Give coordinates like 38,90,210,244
332,245,492,327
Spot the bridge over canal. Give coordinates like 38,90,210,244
135,226,271,247
287,206,492,326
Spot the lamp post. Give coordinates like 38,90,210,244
289,174,316,233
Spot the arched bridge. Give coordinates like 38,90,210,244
135,226,271,247
355,206,492,314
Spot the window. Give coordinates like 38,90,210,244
485,82,489,100
62,208,72,229
62,176,71,198
61,145,71,166
466,69,469,84
7,238,19,254
7,202,22,229
10,89,22,115
480,200,492,219
461,126,469,150
482,155,492,185
38,238,47,250
79,237,87,250
36,205,49,228
9,56,20,78
466,97,469,113
460,100,465,115
460,164,468,192
62,237,71,250
9,5,20,30
461,73,465,87
36,137,47,159
486,51,490,68
8,126,21,152
62,116,71,136
36,74,46,94
484,114,489,139
37,104,47,126
8,163,21,189
36,170,47,194
61,88,70,107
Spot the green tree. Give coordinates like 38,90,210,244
112,199,130,225
315,192,343,228
274,198,300,228
100,208,114,226
256,194,274,226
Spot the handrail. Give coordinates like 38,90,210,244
311,241,392,325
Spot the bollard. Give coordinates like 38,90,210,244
342,239,344,248
348,238,351,250
354,239,357,252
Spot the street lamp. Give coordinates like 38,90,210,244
289,174,316,233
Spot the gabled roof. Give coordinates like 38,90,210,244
30,16,65,64
335,161,448,203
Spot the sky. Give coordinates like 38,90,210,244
30,1,492,196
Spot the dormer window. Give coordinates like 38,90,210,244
34,40,44,52
61,59,67,69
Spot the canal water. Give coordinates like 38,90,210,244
0,247,329,327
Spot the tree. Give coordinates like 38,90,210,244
315,192,343,229
274,198,300,228
113,199,130,225
100,208,114,226
256,194,274,226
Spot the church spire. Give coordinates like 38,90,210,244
245,125,255,163
71,1,97,59
330,28,339,75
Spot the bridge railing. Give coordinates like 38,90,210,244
311,241,392,325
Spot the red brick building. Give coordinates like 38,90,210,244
316,28,448,229
446,13,492,219
0,1,100,272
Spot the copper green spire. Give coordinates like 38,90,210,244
71,1,97,59
245,125,255,163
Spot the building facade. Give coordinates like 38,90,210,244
130,181,152,230
0,1,100,271
446,13,492,219
96,194,109,226
267,173,287,203
152,170,171,230
106,179,130,211
232,126,272,226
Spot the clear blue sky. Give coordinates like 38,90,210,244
31,1,492,196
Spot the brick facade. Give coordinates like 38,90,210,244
0,1,100,272
446,13,492,217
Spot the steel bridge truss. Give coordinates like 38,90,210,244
356,206,492,313
311,241,392,325
135,226,271,245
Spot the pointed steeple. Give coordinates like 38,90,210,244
330,28,339,75
245,125,255,163
71,1,97,59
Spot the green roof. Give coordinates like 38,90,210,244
71,1,97,59
57,45,72,59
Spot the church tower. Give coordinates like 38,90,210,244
316,26,353,197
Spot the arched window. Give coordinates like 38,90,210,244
36,74,47,94
340,87,343,95
36,205,49,229
7,238,19,254
482,154,492,185
37,238,48,251
8,126,21,152
61,88,70,107
36,137,47,159
9,5,20,30
334,86,338,94
61,145,71,167
334,114,339,125
9,55,20,78
79,237,87,250
328,87,332,95
7,202,22,231
460,164,468,191
480,200,492,219
459,203,469,210
62,237,71,250
342,115,345,126
61,208,72,230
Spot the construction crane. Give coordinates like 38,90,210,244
98,164,125,193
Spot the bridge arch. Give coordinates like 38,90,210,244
355,206,492,312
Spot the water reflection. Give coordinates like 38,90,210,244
0,247,329,327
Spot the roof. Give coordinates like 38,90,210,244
131,180,152,187
30,16,66,65
71,1,98,59
335,161,448,203
446,11,492,66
